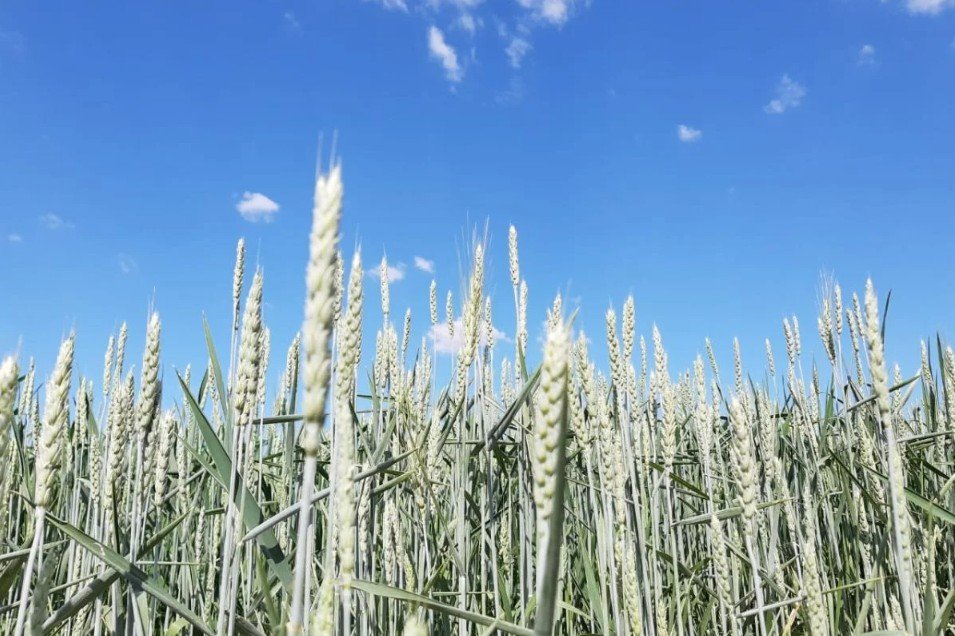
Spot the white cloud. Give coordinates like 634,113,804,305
365,0,586,84
368,262,407,283
117,253,138,275
39,213,72,230
378,0,409,11
424,0,483,11
283,12,301,31
236,192,280,222
905,0,955,14
505,37,532,68
428,26,463,83
457,13,478,34
764,74,806,114
413,256,435,273
858,44,876,65
429,318,508,354
677,124,702,143
7,233,22,243
367,0,585,84
424,0,483,10
518,0,573,25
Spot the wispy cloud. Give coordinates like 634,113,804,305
377,0,410,11
7,233,22,243
283,12,301,31
677,124,702,143
517,0,574,26
764,74,805,114
118,253,138,275
368,262,407,283
496,76,525,105
457,13,479,34
905,0,955,15
432,0,484,6
39,213,73,230
429,318,508,354
428,26,463,83
236,192,280,222
413,256,435,273
505,37,532,68
368,0,584,84
857,43,876,65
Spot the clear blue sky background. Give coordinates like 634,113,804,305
1,0,953,391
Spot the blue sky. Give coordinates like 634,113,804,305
1,0,954,390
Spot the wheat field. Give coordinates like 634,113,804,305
1,162,953,636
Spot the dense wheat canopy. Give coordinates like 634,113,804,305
1,164,954,636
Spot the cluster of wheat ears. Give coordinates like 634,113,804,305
1,162,954,636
